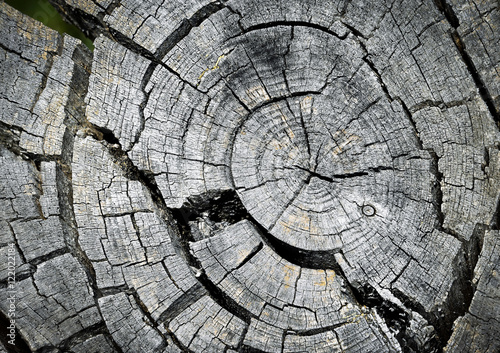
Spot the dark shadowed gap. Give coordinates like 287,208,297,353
433,0,500,124
351,284,441,353
5,0,94,50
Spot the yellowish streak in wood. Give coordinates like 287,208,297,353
282,264,297,289
199,54,225,80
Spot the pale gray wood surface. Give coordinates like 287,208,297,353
1,0,499,352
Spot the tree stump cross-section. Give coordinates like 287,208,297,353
0,0,500,352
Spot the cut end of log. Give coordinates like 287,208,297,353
1,0,500,352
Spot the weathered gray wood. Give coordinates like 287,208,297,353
86,36,150,151
1,0,499,352
0,4,84,156
0,255,101,351
70,334,118,353
99,292,166,353
444,230,500,353
169,295,247,352
449,0,500,112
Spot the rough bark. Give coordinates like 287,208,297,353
1,0,499,352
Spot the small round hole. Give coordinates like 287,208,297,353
362,204,376,217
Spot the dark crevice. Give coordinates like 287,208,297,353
89,132,258,328
293,323,346,337
33,158,42,173
448,223,487,338
129,290,168,350
5,151,61,166
428,150,446,233
280,330,286,353
29,42,59,114
433,0,460,29
168,189,359,332
295,165,368,182
391,240,475,353
175,190,248,226
172,189,344,270
64,42,93,133
190,273,256,325
98,126,120,146
451,34,500,125
409,98,469,114
481,147,490,174
240,346,269,353
295,165,394,183
104,0,121,15
0,121,23,156
341,21,370,40
99,285,129,297
427,149,465,242
54,43,126,353
164,326,196,353
170,193,255,324
256,224,342,270
434,0,500,125
48,0,103,42
154,2,226,59
395,98,425,150
106,26,158,58
131,62,157,150
55,322,115,352
491,195,500,230
236,324,250,353
0,42,29,61
244,20,348,40
28,248,70,266
468,224,486,278
157,283,207,325
235,242,263,271
351,284,441,353
0,273,34,289
243,91,323,121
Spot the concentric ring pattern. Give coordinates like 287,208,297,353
2,0,500,352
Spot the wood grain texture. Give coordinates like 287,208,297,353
1,0,499,352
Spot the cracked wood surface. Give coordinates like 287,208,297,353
1,0,499,352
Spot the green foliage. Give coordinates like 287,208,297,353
5,0,94,50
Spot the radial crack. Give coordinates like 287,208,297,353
294,165,394,183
